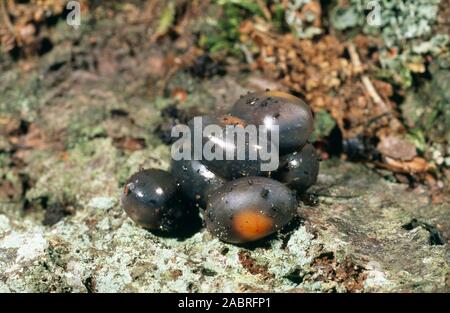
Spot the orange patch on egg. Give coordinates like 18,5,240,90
219,115,247,128
264,90,302,103
233,210,274,241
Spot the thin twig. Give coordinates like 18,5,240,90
240,44,254,64
347,42,362,72
347,42,389,114
257,0,272,20
1,0,14,34
361,75,389,113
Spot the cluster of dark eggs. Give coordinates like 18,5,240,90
121,91,319,244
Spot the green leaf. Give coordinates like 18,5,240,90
407,129,426,153
216,0,262,16
310,110,336,142
156,2,176,36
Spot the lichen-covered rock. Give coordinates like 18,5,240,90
0,4,448,292
1,159,448,292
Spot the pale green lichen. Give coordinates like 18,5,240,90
331,0,448,88
283,0,323,39
4,159,448,293
331,0,441,45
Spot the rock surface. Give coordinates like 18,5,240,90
1,157,448,292
0,10,448,292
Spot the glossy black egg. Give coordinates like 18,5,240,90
231,91,314,153
183,115,278,179
274,143,319,193
171,139,226,207
204,177,297,243
121,169,185,232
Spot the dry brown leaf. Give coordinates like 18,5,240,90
382,156,434,174
377,136,417,161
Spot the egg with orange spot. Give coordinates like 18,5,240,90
231,91,314,153
204,177,297,243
